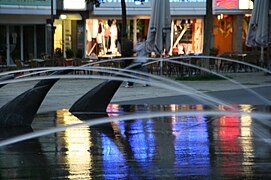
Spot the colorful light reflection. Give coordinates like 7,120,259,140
56,109,92,179
52,104,257,178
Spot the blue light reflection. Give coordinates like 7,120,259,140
172,115,210,176
103,104,211,178
102,134,128,178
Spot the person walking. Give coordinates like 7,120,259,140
126,37,149,87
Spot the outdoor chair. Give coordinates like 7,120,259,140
15,59,30,69
219,53,237,72
244,51,261,72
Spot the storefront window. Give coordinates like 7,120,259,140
213,14,233,54
9,25,21,63
54,19,63,54
77,21,85,51
86,19,121,56
172,18,203,55
134,19,149,45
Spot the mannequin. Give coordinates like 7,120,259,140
110,20,118,54
104,23,111,53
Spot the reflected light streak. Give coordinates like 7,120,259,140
240,105,254,169
218,115,241,176
56,109,92,179
170,104,178,122
171,105,205,137
101,134,128,178
107,104,122,117
172,111,210,176
127,119,155,161
218,104,238,112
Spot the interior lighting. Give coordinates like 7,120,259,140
134,0,142,5
217,14,224,21
60,14,67,19
239,0,253,9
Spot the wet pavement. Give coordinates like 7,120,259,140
116,85,271,105
0,72,271,179
0,72,271,113
0,104,271,179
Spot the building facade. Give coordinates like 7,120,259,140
0,0,92,66
87,0,206,56
0,0,253,66
212,0,253,54
85,0,253,57
0,0,54,66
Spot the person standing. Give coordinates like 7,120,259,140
121,38,134,87
134,37,149,87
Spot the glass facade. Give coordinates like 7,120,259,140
0,25,46,65
9,26,21,64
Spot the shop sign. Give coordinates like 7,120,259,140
102,0,205,2
63,0,86,10
102,0,149,2
170,0,206,2
0,0,50,6
98,0,206,8
214,0,253,10
214,0,239,9
94,0,206,15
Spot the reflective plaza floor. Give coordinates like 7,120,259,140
0,104,270,179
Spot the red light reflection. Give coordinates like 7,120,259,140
217,114,241,175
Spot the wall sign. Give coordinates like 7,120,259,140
63,0,86,10
214,0,239,9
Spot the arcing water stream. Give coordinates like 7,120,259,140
0,56,270,179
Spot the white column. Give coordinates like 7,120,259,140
83,21,86,58
169,20,174,55
63,20,66,58
20,25,24,61
133,18,137,48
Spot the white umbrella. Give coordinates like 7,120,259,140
146,0,171,55
246,0,270,47
246,0,270,67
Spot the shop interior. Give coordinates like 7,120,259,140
86,18,204,57
171,18,203,56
